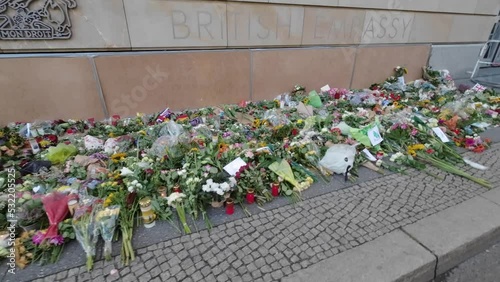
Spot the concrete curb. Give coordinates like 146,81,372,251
283,189,500,282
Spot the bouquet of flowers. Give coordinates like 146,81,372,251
72,196,101,271
95,205,120,261
166,192,191,234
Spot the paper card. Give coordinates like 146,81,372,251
472,83,487,92
432,127,450,143
321,85,331,92
471,122,490,129
362,149,377,161
367,126,383,146
29,139,40,154
223,157,247,176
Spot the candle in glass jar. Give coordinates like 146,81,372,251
226,198,234,215
158,186,167,198
139,197,156,228
271,183,280,197
246,189,255,204
173,185,182,193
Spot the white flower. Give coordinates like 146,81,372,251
245,151,254,158
178,169,187,176
206,179,213,185
220,182,230,191
202,185,209,192
229,177,237,186
131,180,138,185
137,183,143,189
120,167,134,176
166,192,186,206
375,160,383,167
216,189,224,196
127,186,135,193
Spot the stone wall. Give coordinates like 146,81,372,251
0,0,498,124
0,0,497,52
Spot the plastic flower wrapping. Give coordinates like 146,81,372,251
72,196,101,271
95,205,120,261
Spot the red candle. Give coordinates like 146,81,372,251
246,189,255,204
226,199,234,215
271,183,280,197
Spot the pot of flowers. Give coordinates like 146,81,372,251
17,199,45,232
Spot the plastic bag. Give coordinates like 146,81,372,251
307,90,323,108
20,160,52,176
263,109,290,127
319,144,357,175
269,159,300,188
84,136,104,151
46,143,77,165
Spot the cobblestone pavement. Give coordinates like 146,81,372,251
19,143,500,282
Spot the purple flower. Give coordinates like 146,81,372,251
411,128,418,136
390,123,400,130
400,123,408,130
223,132,231,138
32,231,44,245
49,235,64,246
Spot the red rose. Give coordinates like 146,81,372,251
291,128,299,136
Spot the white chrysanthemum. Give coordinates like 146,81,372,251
216,189,224,196
220,182,230,191
206,179,213,185
127,186,135,193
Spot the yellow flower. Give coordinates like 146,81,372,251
297,119,303,125
39,140,51,148
274,100,280,107
258,142,267,147
303,98,309,104
407,149,416,157
0,131,3,138
253,119,261,128
109,132,115,137
139,130,146,136
438,97,446,104
111,152,127,163
190,147,200,152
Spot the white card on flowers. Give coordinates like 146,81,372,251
224,157,247,176
432,127,450,142
367,126,383,146
362,149,377,161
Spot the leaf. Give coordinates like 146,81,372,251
285,190,293,196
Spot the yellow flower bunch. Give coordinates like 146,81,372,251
190,147,199,153
104,192,115,207
111,152,127,163
39,140,51,148
303,98,310,105
0,130,4,138
258,141,267,147
274,99,280,107
407,144,426,156
253,118,261,128
108,132,115,138
438,97,446,104
297,119,303,125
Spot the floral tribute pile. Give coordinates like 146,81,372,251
0,66,499,270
